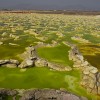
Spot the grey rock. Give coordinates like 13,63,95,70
0,59,20,68
20,89,88,100
0,89,17,96
48,62,72,71
6,64,17,68
18,58,35,68
9,59,20,65
35,58,48,67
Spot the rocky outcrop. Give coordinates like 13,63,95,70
35,58,48,67
18,46,37,68
48,62,72,71
0,59,20,68
35,58,72,71
20,89,88,100
0,89,88,100
71,36,90,43
68,44,100,95
0,89,17,100
0,45,72,71
0,88,17,96
18,57,37,68
18,45,72,71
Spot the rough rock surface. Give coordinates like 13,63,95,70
0,88,17,96
18,58,36,68
0,59,20,68
18,46,37,68
48,62,72,71
18,45,72,71
0,89,88,100
20,89,88,100
35,58,48,67
68,44,100,95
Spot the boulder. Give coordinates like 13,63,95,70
73,64,81,68
6,64,17,68
90,69,98,74
0,42,3,45
0,60,9,65
81,61,89,67
89,81,95,89
97,72,100,81
89,73,96,79
18,59,35,68
83,69,90,75
48,62,72,71
20,89,88,100
81,81,87,86
9,59,20,65
64,66,72,71
98,87,100,94
91,86,98,94
35,58,48,67
0,89,17,96
0,59,19,67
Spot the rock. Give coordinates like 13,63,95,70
62,94,80,100
98,87,100,94
75,60,82,64
20,89,87,100
91,86,98,94
0,42,3,45
0,89,17,96
65,66,72,71
0,60,9,65
0,59,19,68
35,58,48,67
48,62,72,71
89,81,95,89
18,59,35,68
88,73,96,79
97,82,100,87
97,72,100,81
9,59,20,65
76,55,84,61
20,46,36,60
81,61,89,66
86,87,92,93
83,75,89,80
90,67,98,74
81,81,87,86
9,43,19,46
80,96,88,100
26,59,34,66
6,64,17,68
2,32,7,36
73,64,81,68
83,69,89,75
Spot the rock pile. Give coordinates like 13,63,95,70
0,45,72,71
0,88,17,100
18,46,37,68
0,59,20,68
0,88,17,96
48,62,72,71
20,89,88,100
19,46,72,71
0,89,88,100
69,45,100,95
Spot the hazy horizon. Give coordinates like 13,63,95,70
0,0,100,11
